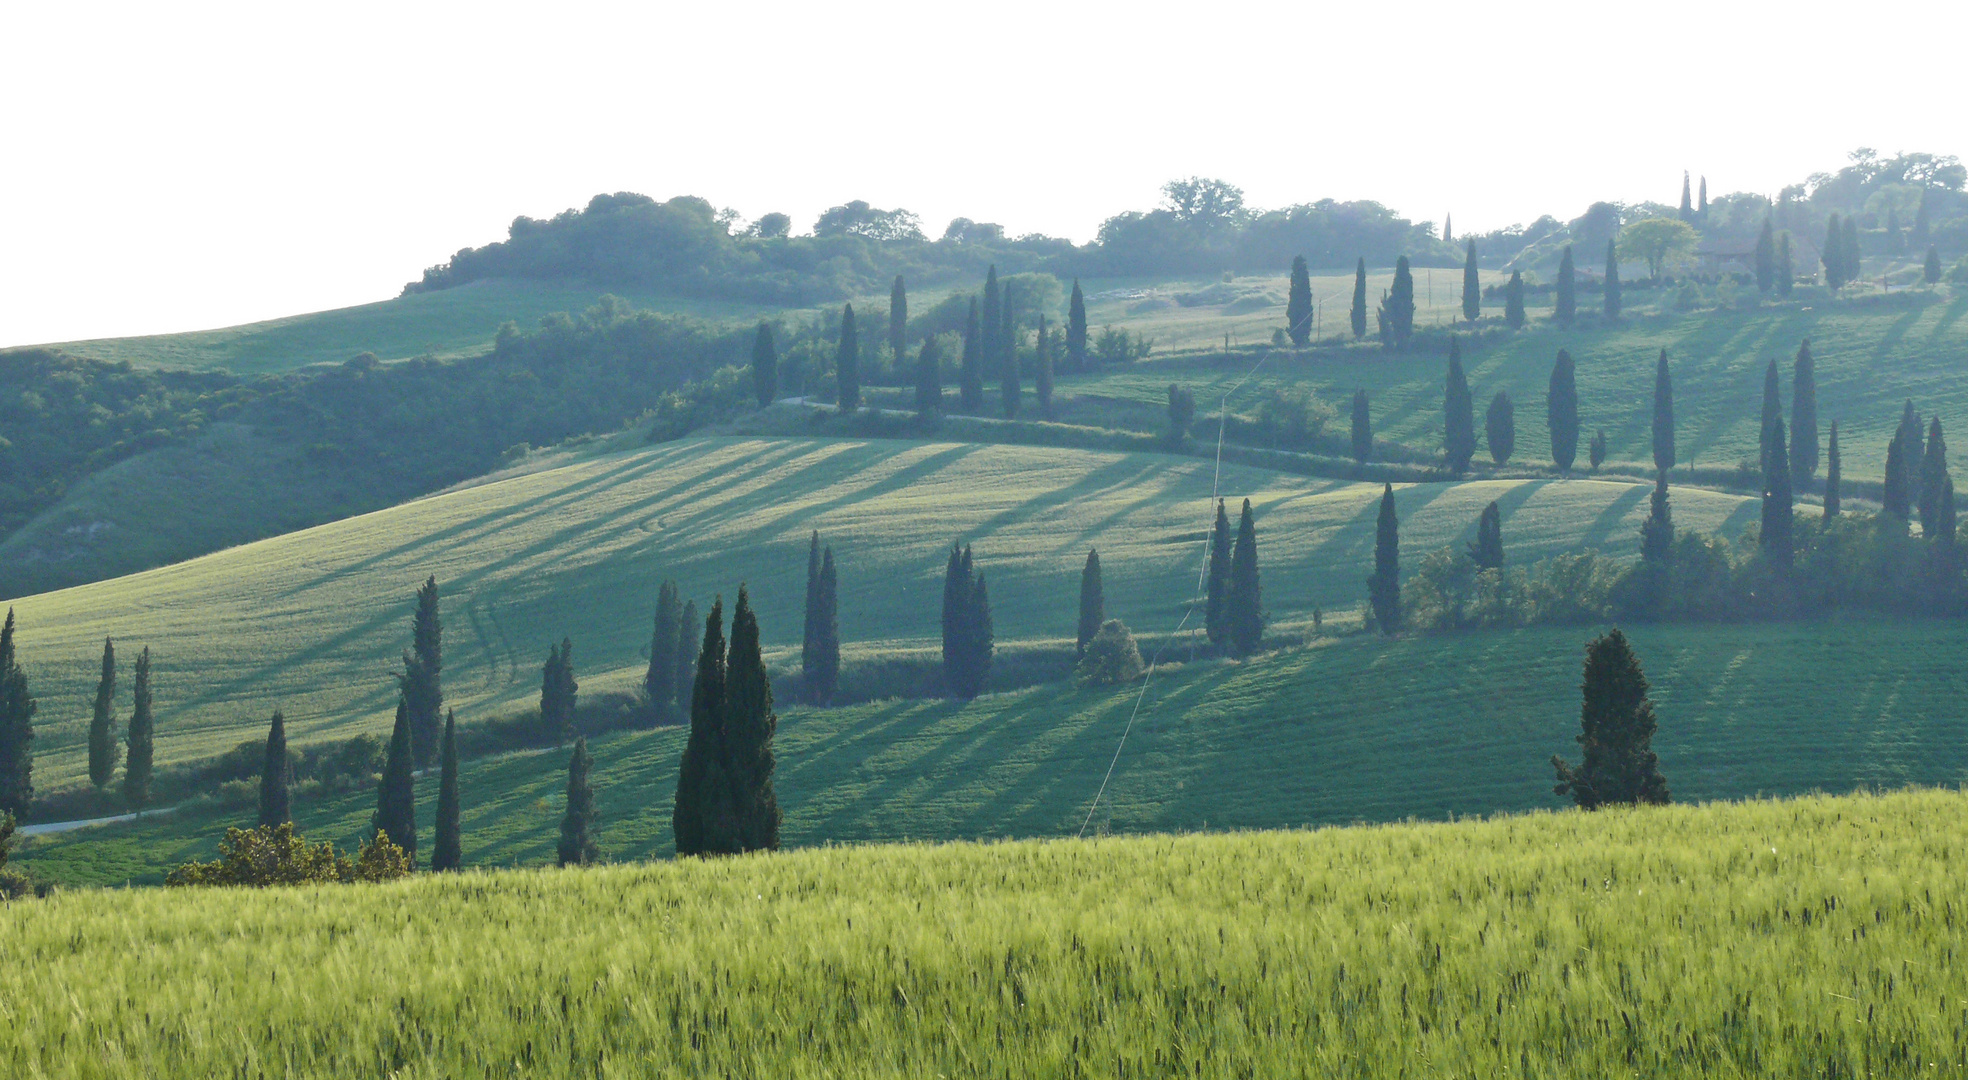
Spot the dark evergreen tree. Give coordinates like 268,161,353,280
981,267,1001,382
960,297,984,410
1589,429,1607,472
915,334,943,417
722,586,781,852
1035,314,1054,419
1754,218,1775,293
432,710,461,871
1823,421,1842,518
88,637,116,789
1380,256,1416,347
801,532,820,696
1920,417,1951,539
1443,337,1476,473
999,294,1020,419
1698,176,1708,218
1761,417,1794,567
1679,172,1693,221
1443,213,1453,243
372,696,417,865
1167,383,1194,445
539,638,577,747
1205,500,1233,646
941,545,966,686
401,575,443,771
645,581,682,721
1350,390,1372,463
674,599,697,716
1652,349,1675,474
1504,270,1525,329
1883,436,1911,522
1287,255,1313,345
1461,241,1480,323
1823,215,1845,287
673,599,730,857
257,709,289,828
1225,499,1263,656
1076,549,1104,660
1552,629,1670,809
1791,340,1819,487
123,646,152,810
1938,476,1959,543
1897,401,1927,509
1066,279,1088,372
835,304,860,412
940,545,993,698
1926,245,1944,285
1759,358,1782,476
1640,472,1673,561
1777,231,1794,296
1554,246,1576,324
888,275,907,372
1603,239,1621,320
750,322,777,407
1486,391,1515,466
1349,258,1369,338
1547,350,1579,471
1367,484,1400,634
809,547,840,704
965,571,993,699
0,610,34,819
1468,501,1504,569
556,736,599,867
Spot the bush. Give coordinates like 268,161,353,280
165,823,412,888
1075,620,1145,686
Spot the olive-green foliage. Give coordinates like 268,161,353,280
164,822,409,887
1073,619,1143,686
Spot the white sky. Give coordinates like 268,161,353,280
2,0,1963,347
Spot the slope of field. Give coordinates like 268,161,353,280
5,436,1756,791
22,616,1966,885
7,789,1965,1077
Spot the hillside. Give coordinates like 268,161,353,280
7,789,1965,1076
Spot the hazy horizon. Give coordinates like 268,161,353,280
3,0,1962,346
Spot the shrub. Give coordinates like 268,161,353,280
165,823,411,888
1075,620,1145,687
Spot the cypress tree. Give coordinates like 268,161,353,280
1603,239,1621,320
540,639,577,747
750,322,777,407
1939,476,1959,544
1468,501,1504,569
1554,246,1576,324
1381,256,1416,348
1205,500,1233,646
556,736,599,867
1898,402,1926,509
1761,417,1794,567
1547,350,1579,471
1760,357,1782,476
1777,232,1794,296
1791,340,1819,487
1698,176,1708,218
801,532,820,697
941,545,993,698
1349,258,1368,339
1443,213,1453,243
1076,549,1104,660
966,569,994,699
1461,241,1480,323
961,297,984,410
811,547,839,704
981,267,1001,379
402,575,442,771
1287,255,1313,345
836,304,860,412
1640,472,1673,561
915,334,945,417
645,581,682,721
1226,499,1263,656
432,710,461,871
1589,429,1608,472
1350,390,1372,463
1823,421,1842,518
123,646,152,810
674,599,697,716
88,637,116,789
1652,349,1675,474
1754,219,1775,293
1486,391,1515,466
1679,172,1693,221
257,710,289,828
1443,337,1476,473
999,294,1020,419
1884,437,1911,522
888,275,907,372
941,544,966,685
1920,417,1951,539
1067,279,1088,372
1843,217,1861,284
673,599,728,857
1926,245,1943,285
0,610,33,819
373,696,417,865
1035,314,1054,419
1551,629,1670,809
1367,484,1400,633
1823,215,1845,287
1504,270,1525,329
722,586,781,852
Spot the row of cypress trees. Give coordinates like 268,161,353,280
942,544,994,698
673,589,780,856
1203,500,1264,655
0,617,156,818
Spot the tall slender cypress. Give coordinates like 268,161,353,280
941,545,966,686
1777,232,1794,296
1076,549,1104,660
1462,241,1481,322
1504,270,1525,329
674,599,697,715
673,599,729,857
1823,421,1842,518
1754,219,1775,293
750,322,777,407
1225,500,1263,656
540,639,576,747
1883,437,1911,522
968,571,993,697
1349,258,1368,339
556,737,599,867
123,646,152,810
888,275,908,371
1897,402,1926,509
981,267,1001,381
373,696,417,865
723,586,781,852
1552,629,1670,809
1761,417,1794,567
1469,501,1504,569
0,610,34,819
1760,358,1782,476
999,293,1020,419
1548,350,1579,471
836,304,860,412
1603,239,1621,320
1640,472,1673,561
1205,500,1233,646
810,548,840,704
402,576,442,771
257,710,289,828
1382,256,1416,347
915,334,943,417
1791,340,1819,487
1067,280,1088,372
1287,255,1313,345
961,297,984,410
1443,337,1476,473
801,532,821,695
1843,217,1862,284
1351,390,1372,463
1652,349,1675,474
432,710,461,871
1486,391,1515,466
1035,313,1054,420
1367,484,1400,633
1679,172,1693,221
645,581,682,721
1920,418,1951,539
1554,246,1576,324
88,637,117,789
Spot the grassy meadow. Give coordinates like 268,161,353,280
3,435,1759,792
5,788,1965,1077
19,616,1968,885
